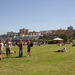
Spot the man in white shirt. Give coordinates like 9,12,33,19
2,39,11,58
0,40,4,60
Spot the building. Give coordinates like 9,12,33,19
19,28,28,35
13,34,43,40
40,31,48,35
29,31,41,35
7,31,16,37
25,29,29,35
67,26,73,31
47,30,56,36
19,28,25,35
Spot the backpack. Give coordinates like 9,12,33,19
30,42,33,47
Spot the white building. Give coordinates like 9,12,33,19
13,35,43,40
7,31,16,37
29,31,41,35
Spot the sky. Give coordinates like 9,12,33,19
0,0,75,34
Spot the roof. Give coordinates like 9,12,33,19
53,37,63,40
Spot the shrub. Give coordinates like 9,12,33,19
48,40,54,44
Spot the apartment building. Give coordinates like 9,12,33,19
19,28,28,35
19,28,25,35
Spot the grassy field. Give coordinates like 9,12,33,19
0,44,75,75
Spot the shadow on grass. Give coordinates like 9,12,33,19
2,56,27,59
11,56,27,58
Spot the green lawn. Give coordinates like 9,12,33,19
0,44,75,75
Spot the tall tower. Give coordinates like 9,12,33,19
67,26,73,31
20,28,25,35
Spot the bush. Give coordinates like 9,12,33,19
48,40,54,44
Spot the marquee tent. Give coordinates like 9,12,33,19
53,38,63,43
53,38,63,41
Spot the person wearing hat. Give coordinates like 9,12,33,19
0,40,4,60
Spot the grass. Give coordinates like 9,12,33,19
0,44,75,75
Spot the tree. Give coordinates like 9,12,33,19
50,36,55,40
60,34,68,43
43,34,48,38
73,32,75,37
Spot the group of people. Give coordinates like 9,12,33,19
18,38,31,57
0,38,67,61
56,43,65,46
0,38,32,60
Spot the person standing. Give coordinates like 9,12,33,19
27,38,31,57
0,40,4,60
19,39,23,57
2,39,11,58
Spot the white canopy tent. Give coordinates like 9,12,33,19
53,38,63,41
53,37,63,43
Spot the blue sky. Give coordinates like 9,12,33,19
0,0,75,34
